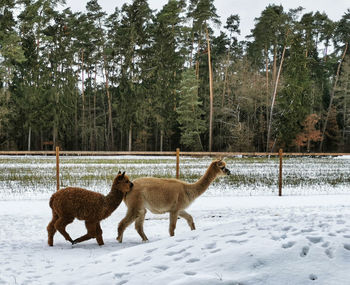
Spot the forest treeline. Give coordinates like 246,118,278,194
0,0,350,152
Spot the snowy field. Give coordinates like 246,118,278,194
1,155,350,199
0,155,350,284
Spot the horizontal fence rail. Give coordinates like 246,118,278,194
1,149,349,199
0,151,348,157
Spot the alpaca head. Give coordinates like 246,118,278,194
212,159,231,176
113,171,134,194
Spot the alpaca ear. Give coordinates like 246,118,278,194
118,171,121,175
217,160,225,167
121,171,125,178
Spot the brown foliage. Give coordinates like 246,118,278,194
294,114,322,151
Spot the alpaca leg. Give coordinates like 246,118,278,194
169,211,179,236
47,210,59,246
117,210,138,243
135,209,148,242
55,217,74,244
179,210,196,231
72,221,99,245
95,222,104,246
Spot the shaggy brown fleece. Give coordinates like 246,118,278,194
47,172,133,246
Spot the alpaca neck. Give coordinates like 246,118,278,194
103,185,124,218
189,164,218,199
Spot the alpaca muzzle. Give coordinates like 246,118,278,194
223,167,231,175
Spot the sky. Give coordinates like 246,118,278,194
63,0,350,39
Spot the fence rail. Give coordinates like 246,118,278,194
0,150,348,157
1,149,349,197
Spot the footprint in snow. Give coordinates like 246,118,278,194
146,248,157,254
282,226,292,231
336,228,347,234
186,258,200,263
154,265,168,271
301,228,314,233
114,273,129,279
184,271,197,276
344,244,350,251
343,235,350,239
325,248,334,259
128,261,142,266
210,248,221,254
300,246,309,257
234,231,247,236
143,256,151,262
271,235,281,241
175,239,186,242
173,252,190,261
226,239,248,244
309,274,318,281
282,241,296,249
252,259,265,269
306,236,323,244
204,242,216,250
220,233,234,238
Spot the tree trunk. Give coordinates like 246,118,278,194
272,45,277,85
221,51,230,108
81,49,85,150
195,37,202,80
160,130,163,152
320,42,348,151
265,46,269,150
74,90,78,150
266,44,287,152
27,125,31,151
93,65,98,151
128,125,132,152
103,55,114,150
206,25,214,152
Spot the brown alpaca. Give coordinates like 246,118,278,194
116,159,230,242
47,171,133,246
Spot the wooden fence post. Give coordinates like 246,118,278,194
56,146,60,191
279,148,283,196
176,148,180,179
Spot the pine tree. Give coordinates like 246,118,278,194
151,0,186,151
176,68,206,150
187,0,220,151
0,1,26,148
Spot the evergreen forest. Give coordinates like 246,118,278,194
1,0,350,152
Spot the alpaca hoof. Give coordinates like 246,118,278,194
116,236,122,243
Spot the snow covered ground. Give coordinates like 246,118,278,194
0,155,350,284
1,195,350,285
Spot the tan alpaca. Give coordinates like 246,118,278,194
116,159,230,242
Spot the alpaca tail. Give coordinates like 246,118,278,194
49,195,55,209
